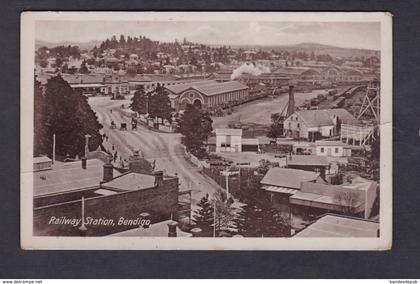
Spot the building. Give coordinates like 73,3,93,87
290,178,378,220
261,168,325,202
33,156,53,172
286,155,330,179
215,128,243,153
36,73,130,97
315,140,352,157
283,108,360,140
293,214,379,237
237,73,290,88
165,80,249,111
33,158,180,236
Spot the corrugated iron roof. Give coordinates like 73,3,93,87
261,168,320,190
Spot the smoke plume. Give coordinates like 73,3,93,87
230,62,270,80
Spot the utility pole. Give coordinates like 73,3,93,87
213,204,216,238
84,134,91,158
52,134,56,164
79,196,87,235
225,173,229,201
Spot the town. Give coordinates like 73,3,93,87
32,33,381,238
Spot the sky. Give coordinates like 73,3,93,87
35,21,381,50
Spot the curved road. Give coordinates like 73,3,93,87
89,96,222,205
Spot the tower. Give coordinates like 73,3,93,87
358,79,380,122
286,85,295,117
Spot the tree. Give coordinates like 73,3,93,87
262,207,290,237
179,104,213,157
130,85,148,114
212,188,236,236
235,203,264,237
36,75,103,158
79,60,90,74
61,63,69,74
192,194,214,237
147,85,172,122
39,59,48,68
267,113,283,139
34,78,48,157
333,190,359,216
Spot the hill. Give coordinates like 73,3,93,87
266,43,379,59
230,42,379,59
35,40,102,51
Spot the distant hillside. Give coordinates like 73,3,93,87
231,42,380,59
278,43,379,58
35,40,102,51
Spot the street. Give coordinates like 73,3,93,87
89,96,223,205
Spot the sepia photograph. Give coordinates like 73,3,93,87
20,12,392,250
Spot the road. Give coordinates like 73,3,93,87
89,96,223,205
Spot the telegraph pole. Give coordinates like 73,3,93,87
84,134,91,158
52,134,56,164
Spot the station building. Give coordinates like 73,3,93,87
165,80,249,111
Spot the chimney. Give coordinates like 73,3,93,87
102,162,113,182
81,157,87,169
139,212,151,228
167,220,178,237
154,171,164,187
287,85,295,117
190,227,202,238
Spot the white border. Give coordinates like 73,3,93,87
20,11,393,250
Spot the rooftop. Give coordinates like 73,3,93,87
315,140,347,147
101,172,157,191
289,181,366,212
260,168,320,190
295,108,360,127
194,81,248,97
215,128,243,136
165,80,248,97
294,214,379,237
33,156,52,164
287,155,330,167
33,159,121,197
164,80,218,94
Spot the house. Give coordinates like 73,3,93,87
293,214,379,237
33,158,180,236
290,178,378,220
315,140,352,157
261,168,326,205
286,155,330,179
283,108,360,140
215,128,243,153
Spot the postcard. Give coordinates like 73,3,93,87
20,11,392,250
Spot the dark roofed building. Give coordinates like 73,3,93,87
286,155,330,179
165,80,249,111
261,167,325,195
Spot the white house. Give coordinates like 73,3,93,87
283,108,360,141
315,140,352,157
215,128,243,153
